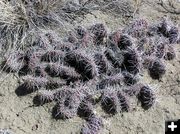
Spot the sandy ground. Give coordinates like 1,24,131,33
0,1,180,134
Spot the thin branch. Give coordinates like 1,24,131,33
158,0,180,15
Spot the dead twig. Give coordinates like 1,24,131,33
157,0,180,15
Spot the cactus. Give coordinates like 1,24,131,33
80,116,103,134
78,98,94,119
124,19,148,38
121,48,140,75
64,50,97,81
104,49,124,68
97,73,124,90
94,52,110,74
168,26,179,44
138,86,156,110
164,45,176,60
117,34,133,50
41,50,65,63
148,59,166,80
101,90,120,114
89,23,107,45
33,90,54,106
117,91,130,112
122,71,139,86
15,76,48,96
52,88,83,120
45,63,81,82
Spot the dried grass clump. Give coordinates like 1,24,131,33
95,0,135,19
1,50,25,72
0,0,66,54
148,0,180,15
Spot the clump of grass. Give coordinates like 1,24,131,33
0,0,65,54
96,0,135,19
1,51,25,73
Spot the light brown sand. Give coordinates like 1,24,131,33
0,1,180,134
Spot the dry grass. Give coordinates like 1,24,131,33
145,0,180,15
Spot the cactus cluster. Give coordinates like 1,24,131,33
1,17,179,134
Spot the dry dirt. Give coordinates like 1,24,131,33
0,1,180,134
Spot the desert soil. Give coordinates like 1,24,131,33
0,1,180,134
